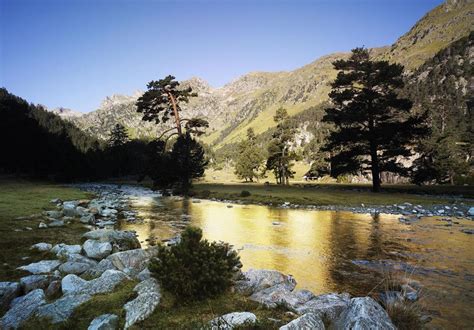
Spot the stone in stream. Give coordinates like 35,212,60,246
36,293,92,324
124,278,161,328
30,242,52,252
17,260,62,274
82,230,141,251
334,297,396,329
62,269,128,296
279,313,324,330
0,289,46,329
83,239,113,260
209,312,257,329
0,282,21,310
20,275,53,293
88,314,119,330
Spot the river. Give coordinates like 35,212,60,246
116,192,474,328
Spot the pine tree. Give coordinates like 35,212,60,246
108,123,129,148
322,48,428,192
266,108,297,185
234,128,265,182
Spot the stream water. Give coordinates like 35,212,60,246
117,192,474,328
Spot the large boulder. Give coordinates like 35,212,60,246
279,313,325,330
106,248,157,274
62,269,128,296
20,275,53,293
124,278,161,328
209,312,257,329
88,314,119,330
249,283,295,308
294,293,351,322
36,293,92,324
52,244,82,258
59,261,94,275
17,260,62,274
235,269,296,296
0,289,46,329
83,230,140,251
83,259,117,278
83,240,113,260
0,282,21,310
334,297,396,329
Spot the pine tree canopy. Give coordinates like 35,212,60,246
322,47,429,191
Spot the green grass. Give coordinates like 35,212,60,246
0,178,92,281
192,182,473,207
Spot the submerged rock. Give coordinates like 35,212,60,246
124,278,161,329
17,260,62,274
334,297,395,329
0,289,46,329
88,314,119,330
210,312,257,329
279,313,324,330
0,282,21,310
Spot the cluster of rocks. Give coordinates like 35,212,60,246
208,198,474,219
0,229,159,329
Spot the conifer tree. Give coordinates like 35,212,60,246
322,48,428,192
234,128,265,182
108,123,129,148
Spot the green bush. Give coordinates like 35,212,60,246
149,226,241,301
240,190,251,197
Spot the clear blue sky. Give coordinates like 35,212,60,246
0,0,443,113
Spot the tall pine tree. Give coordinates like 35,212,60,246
322,48,428,192
234,128,265,182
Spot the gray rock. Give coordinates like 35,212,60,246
44,210,62,219
50,198,62,204
48,220,65,227
63,203,78,217
38,222,48,229
0,282,21,310
334,297,396,330
137,268,151,281
88,314,119,330
36,293,91,323
62,269,128,296
17,260,62,274
45,280,61,298
249,283,294,308
278,289,316,311
30,243,52,252
279,313,324,330
20,275,52,293
210,312,257,329
294,293,351,322
468,207,474,216
83,230,141,251
83,239,113,260
80,214,96,224
106,248,157,273
76,206,89,216
59,261,94,275
83,259,117,278
379,291,403,306
235,269,297,296
52,244,82,258
0,289,46,329
124,278,161,329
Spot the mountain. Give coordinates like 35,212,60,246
70,0,473,149
48,107,83,119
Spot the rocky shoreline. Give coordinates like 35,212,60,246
0,183,423,329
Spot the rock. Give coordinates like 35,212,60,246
80,214,96,224
17,260,62,274
44,210,62,219
278,289,316,311
59,261,94,275
0,282,21,310
468,207,474,216
83,259,117,278
38,222,48,229
76,206,89,216
83,230,141,251
36,293,92,323
137,268,151,281
294,293,351,322
235,269,297,296
379,291,403,306
124,278,161,328
45,280,61,298
0,289,46,329
20,275,52,293
461,229,474,234
50,198,62,204
272,222,281,226
106,248,157,273
334,297,395,329
62,269,128,296
210,312,257,329
279,313,324,330
51,244,82,258
48,220,65,227
88,314,119,330
100,208,118,217
249,283,294,308
30,243,52,252
63,203,78,217
83,240,113,260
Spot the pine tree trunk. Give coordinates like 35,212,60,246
168,92,182,135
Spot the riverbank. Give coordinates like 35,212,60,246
0,181,407,329
192,183,474,218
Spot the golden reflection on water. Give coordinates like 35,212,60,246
120,197,474,328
